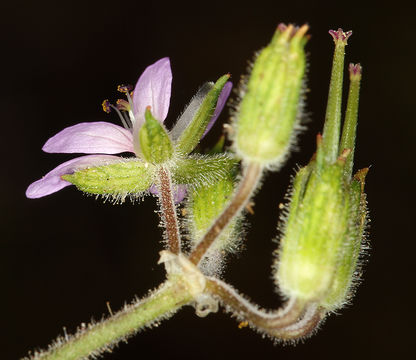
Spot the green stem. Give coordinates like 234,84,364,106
205,277,323,340
189,161,262,265
26,280,193,360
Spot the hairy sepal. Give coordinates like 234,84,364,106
172,153,237,190
187,171,239,276
62,158,155,201
175,74,230,155
140,107,173,164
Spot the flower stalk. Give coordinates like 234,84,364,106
205,278,321,339
156,167,181,253
26,280,193,360
189,162,262,265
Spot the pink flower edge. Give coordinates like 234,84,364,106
26,155,121,198
203,81,233,138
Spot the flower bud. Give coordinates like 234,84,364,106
187,172,238,275
276,153,367,304
233,24,308,168
185,139,239,276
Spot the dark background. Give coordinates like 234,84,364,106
2,0,414,359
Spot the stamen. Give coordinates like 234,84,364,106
116,99,131,112
102,99,131,130
117,84,135,126
117,84,133,93
125,91,135,115
102,99,111,114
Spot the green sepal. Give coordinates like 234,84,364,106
207,135,226,155
186,169,238,276
62,158,155,199
139,107,173,164
320,173,367,310
277,160,350,302
172,153,237,190
175,74,230,155
188,173,236,248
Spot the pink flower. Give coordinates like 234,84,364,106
26,58,232,199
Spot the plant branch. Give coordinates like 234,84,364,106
25,280,193,360
205,277,322,340
274,303,325,340
189,161,262,265
157,166,181,254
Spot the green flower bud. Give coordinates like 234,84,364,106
276,155,351,302
139,107,173,164
233,24,308,168
183,137,239,276
186,170,238,276
62,158,154,201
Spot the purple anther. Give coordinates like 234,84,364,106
117,84,133,93
102,99,112,113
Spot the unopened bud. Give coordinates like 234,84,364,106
234,24,308,168
276,159,351,302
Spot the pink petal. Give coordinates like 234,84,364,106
132,58,172,127
149,184,187,204
26,155,121,198
202,81,232,138
42,122,134,154
174,185,187,203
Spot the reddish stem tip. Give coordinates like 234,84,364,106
349,63,362,77
329,28,352,44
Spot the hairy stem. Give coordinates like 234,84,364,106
157,166,181,254
275,303,325,340
25,280,193,360
205,278,306,332
189,161,262,264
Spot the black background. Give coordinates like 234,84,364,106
2,0,414,359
